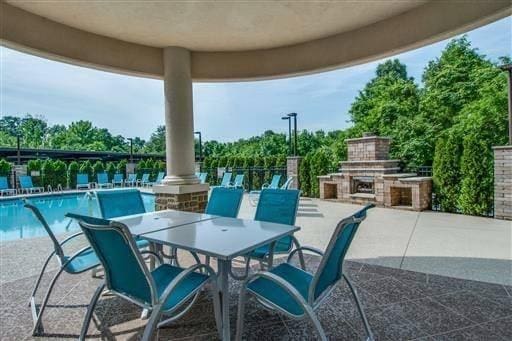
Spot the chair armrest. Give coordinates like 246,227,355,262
287,246,324,264
158,263,217,304
140,250,163,266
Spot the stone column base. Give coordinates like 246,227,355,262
493,146,512,220
286,156,302,190
153,183,209,213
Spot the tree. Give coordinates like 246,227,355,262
433,130,462,212
144,125,166,153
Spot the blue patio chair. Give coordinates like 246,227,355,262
263,174,282,189
75,215,222,341
76,173,92,190
0,176,16,196
139,173,150,187
124,173,138,187
96,172,112,188
211,172,232,188
251,189,301,265
236,204,375,341
112,173,124,187
19,175,44,194
24,203,101,336
154,171,165,185
281,177,294,190
248,174,282,205
196,172,207,184
206,187,244,218
228,174,244,189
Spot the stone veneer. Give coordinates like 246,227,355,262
286,156,302,190
153,183,209,213
318,134,432,211
493,146,512,220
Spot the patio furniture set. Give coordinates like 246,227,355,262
24,187,375,341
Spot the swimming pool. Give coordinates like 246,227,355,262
0,191,155,241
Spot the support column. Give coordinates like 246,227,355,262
286,156,302,190
493,146,512,220
153,47,208,212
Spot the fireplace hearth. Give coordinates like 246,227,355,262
318,134,433,211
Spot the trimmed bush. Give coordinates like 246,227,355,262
117,159,127,178
433,131,462,213
79,160,93,178
27,159,43,186
105,162,116,181
0,159,11,177
92,161,105,178
53,160,67,188
309,148,335,198
68,161,79,189
458,134,493,216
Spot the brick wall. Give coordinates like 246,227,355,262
347,136,391,161
494,146,512,220
286,156,302,190
155,191,208,212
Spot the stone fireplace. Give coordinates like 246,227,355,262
318,133,432,211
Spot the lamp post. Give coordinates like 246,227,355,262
194,131,202,162
500,64,512,145
16,134,21,165
127,138,134,163
287,113,298,156
281,116,292,156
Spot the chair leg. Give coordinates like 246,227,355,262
235,285,248,341
79,282,105,341
343,274,374,341
210,282,223,339
303,305,328,341
28,252,55,306
141,304,164,341
31,266,66,335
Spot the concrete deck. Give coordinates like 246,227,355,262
0,195,511,340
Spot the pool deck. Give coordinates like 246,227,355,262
0,193,511,340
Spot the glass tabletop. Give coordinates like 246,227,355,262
141,217,300,260
114,209,219,236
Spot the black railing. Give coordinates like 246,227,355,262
201,167,287,191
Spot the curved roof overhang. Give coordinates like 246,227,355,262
1,1,510,82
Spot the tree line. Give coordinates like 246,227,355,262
0,36,508,215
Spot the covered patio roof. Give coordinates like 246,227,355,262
1,1,510,81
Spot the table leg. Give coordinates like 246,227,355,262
218,259,231,341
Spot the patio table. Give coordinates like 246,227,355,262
141,217,300,341
114,209,219,236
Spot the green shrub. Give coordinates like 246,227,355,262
433,130,463,212
79,160,93,178
53,160,67,188
92,161,104,178
458,134,493,215
309,148,335,197
299,153,312,197
0,159,12,177
105,162,116,180
68,161,79,188
41,159,55,188
209,158,218,185
117,159,127,178
275,154,287,167
27,159,43,186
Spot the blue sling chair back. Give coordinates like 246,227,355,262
76,173,90,190
74,215,222,341
96,172,112,188
229,174,245,189
19,175,44,193
140,173,150,186
236,204,375,341
232,189,302,280
206,187,244,218
24,203,101,336
0,176,16,196
264,174,282,189
112,173,124,187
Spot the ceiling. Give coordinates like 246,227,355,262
6,1,427,51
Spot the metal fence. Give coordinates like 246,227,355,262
201,167,287,191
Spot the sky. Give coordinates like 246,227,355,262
0,16,511,142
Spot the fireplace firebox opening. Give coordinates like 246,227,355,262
351,176,375,195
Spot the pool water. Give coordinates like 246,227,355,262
0,192,155,241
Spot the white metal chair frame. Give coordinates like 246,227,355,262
236,213,375,341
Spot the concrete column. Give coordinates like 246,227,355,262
153,47,208,212
162,46,198,185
